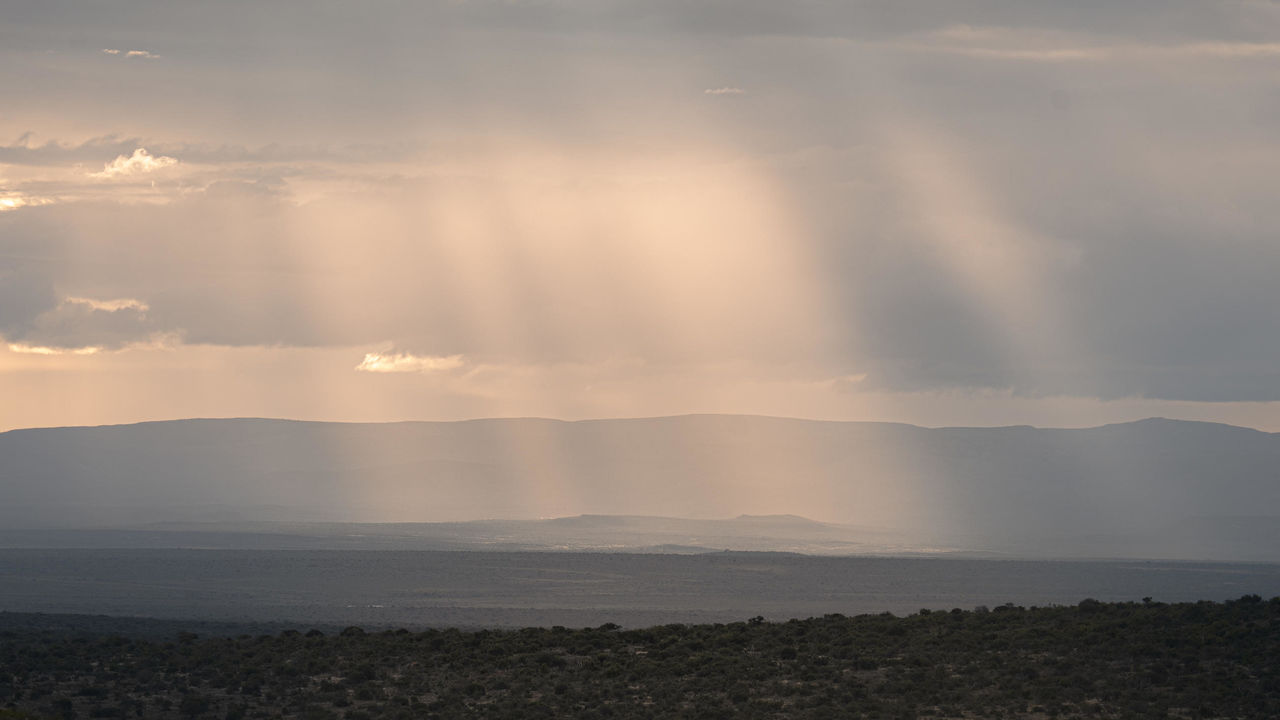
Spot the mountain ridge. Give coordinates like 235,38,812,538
2,413,1272,436
2,415,1278,561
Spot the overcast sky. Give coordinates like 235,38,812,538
2,0,1279,431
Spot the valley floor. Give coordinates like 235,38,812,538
4,549,1280,628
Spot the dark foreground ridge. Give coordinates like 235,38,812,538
2,597,1278,719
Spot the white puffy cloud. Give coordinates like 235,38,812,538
90,148,178,179
704,87,745,95
0,192,54,212
356,352,466,374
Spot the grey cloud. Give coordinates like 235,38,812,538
0,211,162,351
0,266,58,341
3,1,1280,402
0,136,147,167
8,174,1280,401
5,1,1267,148
10,298,158,351
0,196,394,351
6,0,1271,45
0,136,426,167
198,178,287,199
0,209,63,339
808,163,1280,400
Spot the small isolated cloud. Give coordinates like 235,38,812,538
64,296,149,313
0,192,55,212
704,87,746,95
90,148,178,179
7,343,101,356
101,48,159,59
830,373,869,393
355,351,465,373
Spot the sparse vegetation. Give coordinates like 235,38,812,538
2,596,1277,719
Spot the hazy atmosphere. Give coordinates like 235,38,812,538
3,7,1280,718
4,0,1280,431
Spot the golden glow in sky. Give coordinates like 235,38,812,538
2,1,1279,433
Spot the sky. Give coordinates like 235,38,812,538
2,0,1279,432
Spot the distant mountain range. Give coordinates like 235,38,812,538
1,415,1278,561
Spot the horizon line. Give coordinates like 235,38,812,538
1,412,1272,436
